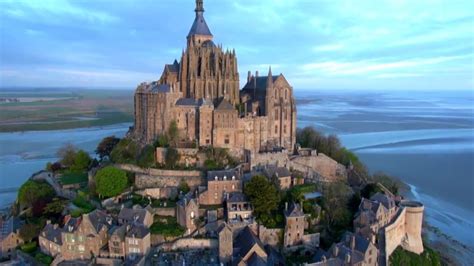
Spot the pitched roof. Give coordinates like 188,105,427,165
242,76,278,91
188,12,212,37
215,98,235,110
233,227,265,262
109,225,127,240
285,202,304,218
246,252,267,266
165,60,180,73
85,210,113,234
265,166,291,178
118,208,149,226
126,225,150,239
227,192,248,203
41,223,63,245
207,169,240,181
176,98,199,106
370,192,395,210
177,192,198,207
151,84,170,93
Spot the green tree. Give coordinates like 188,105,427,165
165,147,180,169
244,175,280,223
96,136,120,160
95,166,128,198
43,198,67,217
70,150,91,172
168,120,179,147
371,172,401,195
178,180,190,194
57,143,77,167
18,180,55,208
19,223,41,243
137,145,155,168
154,134,169,148
110,138,139,164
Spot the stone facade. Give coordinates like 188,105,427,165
226,192,253,225
176,193,199,234
132,0,296,154
199,169,242,205
0,217,23,259
290,152,347,182
283,202,306,248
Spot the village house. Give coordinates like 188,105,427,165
218,224,268,265
263,165,292,190
353,192,398,240
118,206,153,228
39,221,62,258
0,217,23,259
108,225,127,259
124,224,151,260
199,169,241,205
283,202,305,248
60,210,113,261
177,192,199,235
226,192,253,225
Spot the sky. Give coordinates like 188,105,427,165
0,0,473,91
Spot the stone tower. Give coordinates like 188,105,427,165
172,0,240,105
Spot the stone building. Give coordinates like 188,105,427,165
176,192,199,234
199,169,241,205
283,202,305,248
226,192,253,225
132,0,297,154
0,217,23,259
218,225,268,265
124,225,151,260
353,192,398,239
118,207,153,228
39,221,62,258
60,210,112,261
263,165,292,190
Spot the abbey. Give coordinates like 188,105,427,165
133,0,296,154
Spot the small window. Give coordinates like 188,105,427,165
275,125,278,134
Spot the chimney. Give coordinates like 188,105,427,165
53,224,58,230
345,253,351,264
285,202,288,212
350,235,356,250
255,71,259,79
321,255,327,262
184,198,188,206
46,220,51,225
247,71,251,83
332,245,339,257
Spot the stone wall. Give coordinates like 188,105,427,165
156,148,205,168
383,201,424,264
290,153,347,182
136,187,178,199
149,207,176,217
250,150,290,169
115,164,204,189
257,225,282,247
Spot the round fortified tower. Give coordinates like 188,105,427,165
400,200,424,254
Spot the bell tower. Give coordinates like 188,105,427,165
187,0,213,47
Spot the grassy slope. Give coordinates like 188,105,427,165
0,88,134,132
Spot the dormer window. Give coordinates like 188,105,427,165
223,175,227,180
215,176,218,180
232,176,235,180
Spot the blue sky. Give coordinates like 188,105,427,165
0,0,473,90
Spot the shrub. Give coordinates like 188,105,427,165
95,166,128,198
110,138,139,164
35,252,53,265
20,241,37,254
18,180,55,208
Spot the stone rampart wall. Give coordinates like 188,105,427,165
290,153,347,182
250,151,290,169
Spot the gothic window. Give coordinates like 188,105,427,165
275,125,278,134
225,135,230,144
284,125,287,134
275,109,278,119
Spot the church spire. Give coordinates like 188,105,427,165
267,66,273,88
195,0,204,14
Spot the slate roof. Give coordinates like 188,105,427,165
176,98,199,106
215,98,235,110
126,225,150,239
370,192,395,210
285,202,305,218
165,60,180,73
177,192,197,207
64,216,82,233
265,166,291,178
109,225,127,240
0,217,22,241
118,208,149,226
207,169,240,181
40,223,63,245
227,192,248,203
242,76,279,91
341,232,371,254
151,84,170,93
233,227,265,262
246,252,267,266
188,12,212,37
87,210,113,233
